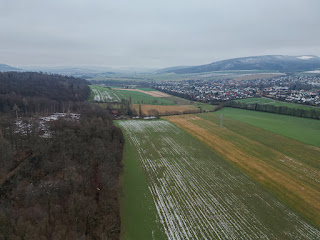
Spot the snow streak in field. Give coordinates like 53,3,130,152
119,120,320,240
92,88,120,102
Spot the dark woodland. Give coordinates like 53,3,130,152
0,72,90,114
0,72,124,240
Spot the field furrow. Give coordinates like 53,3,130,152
119,120,320,239
90,86,121,102
164,113,320,227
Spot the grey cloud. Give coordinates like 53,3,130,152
1,0,320,68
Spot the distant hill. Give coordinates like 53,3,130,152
0,64,22,72
22,66,108,76
157,66,191,73
23,66,158,76
162,55,320,74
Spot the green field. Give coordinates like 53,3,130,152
166,113,320,225
118,119,320,239
90,85,215,108
115,121,166,240
90,70,277,82
215,107,320,147
195,104,217,111
235,97,320,111
90,86,174,104
113,89,174,105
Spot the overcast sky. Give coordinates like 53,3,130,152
1,0,320,68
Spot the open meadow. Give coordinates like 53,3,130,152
91,70,279,82
90,86,217,113
235,97,320,111
113,88,187,105
164,112,320,227
116,88,171,97
90,86,175,104
215,107,320,147
117,119,320,239
113,88,173,105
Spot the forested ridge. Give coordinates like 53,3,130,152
0,72,90,114
0,72,124,239
0,72,90,101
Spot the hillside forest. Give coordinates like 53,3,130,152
0,72,124,240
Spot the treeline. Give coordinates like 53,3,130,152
0,104,124,239
0,95,90,116
226,101,320,119
0,72,90,101
137,109,203,118
0,72,90,114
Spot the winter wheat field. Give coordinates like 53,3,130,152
117,119,320,240
89,85,121,102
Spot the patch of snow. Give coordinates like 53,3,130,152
297,56,315,60
305,70,320,73
15,113,80,138
119,120,320,240
144,116,157,120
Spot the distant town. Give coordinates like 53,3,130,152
154,75,320,106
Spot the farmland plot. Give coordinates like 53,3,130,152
118,88,171,97
90,86,121,102
119,120,320,239
235,97,320,111
113,89,174,105
165,113,320,226
214,108,320,147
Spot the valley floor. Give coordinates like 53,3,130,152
117,117,320,239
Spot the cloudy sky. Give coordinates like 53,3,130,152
1,0,320,68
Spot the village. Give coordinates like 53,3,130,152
153,75,320,105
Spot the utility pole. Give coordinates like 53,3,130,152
220,114,223,128
139,103,142,117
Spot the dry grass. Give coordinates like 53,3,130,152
164,114,320,226
132,104,199,116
